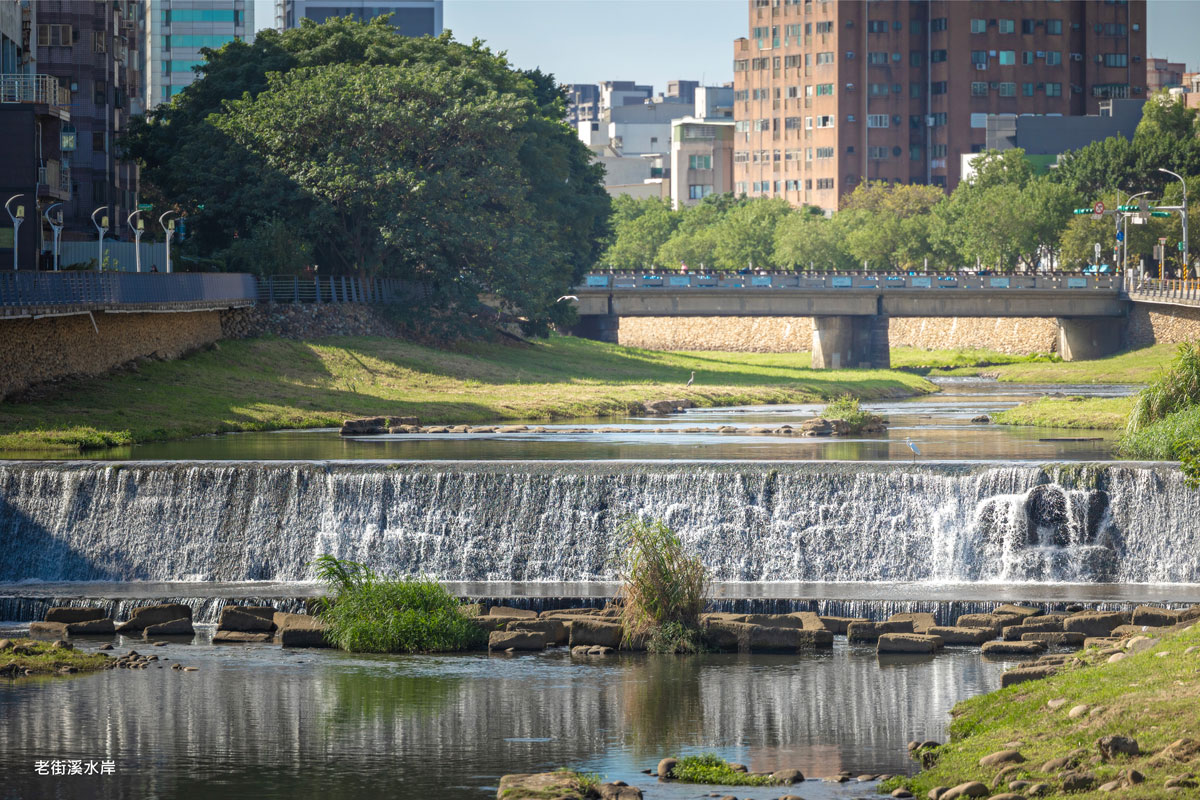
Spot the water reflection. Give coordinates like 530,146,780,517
0,637,1014,799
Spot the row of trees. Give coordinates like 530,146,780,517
602,93,1200,273
124,18,610,331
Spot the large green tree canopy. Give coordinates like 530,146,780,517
123,17,609,325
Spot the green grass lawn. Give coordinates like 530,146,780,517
889,347,1059,372
0,334,933,454
885,624,1200,800
992,397,1134,430
930,344,1179,384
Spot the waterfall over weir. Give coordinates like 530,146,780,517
1,461,1198,585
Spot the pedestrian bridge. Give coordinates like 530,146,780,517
569,271,1131,368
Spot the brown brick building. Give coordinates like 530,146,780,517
732,0,1147,211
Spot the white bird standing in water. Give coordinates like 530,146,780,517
686,371,695,388
904,436,921,460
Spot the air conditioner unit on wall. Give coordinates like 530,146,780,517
1071,53,1083,61
975,63,987,70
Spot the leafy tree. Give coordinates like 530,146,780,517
838,182,943,269
710,198,792,269
600,196,678,269
1054,135,1139,199
773,211,853,270
656,197,731,270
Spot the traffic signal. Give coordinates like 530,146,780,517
1073,208,1094,214
1151,211,1171,217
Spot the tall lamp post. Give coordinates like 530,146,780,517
1122,190,1152,275
127,210,144,273
158,211,177,273
1159,168,1188,278
91,206,108,270
44,203,63,272
5,194,25,271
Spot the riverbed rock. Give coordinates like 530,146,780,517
540,608,599,619
954,614,1005,636
1152,738,1200,765
218,608,275,633
507,619,567,645
772,768,804,784
64,619,115,636
497,771,602,800
1060,771,1097,792
1021,631,1086,647
994,604,1042,619
878,633,943,654
1003,618,1064,640
982,640,1047,656
1064,611,1128,636
927,625,994,645
143,618,194,638
1001,665,1058,687
489,605,538,619
980,749,1026,767
28,622,68,637
116,604,193,633
1131,605,1185,627
702,620,831,652
595,782,642,800
847,620,914,643
274,612,330,648
340,417,386,435
213,630,273,643
940,781,988,799
819,615,868,635
657,757,677,778
1097,735,1140,761
567,619,623,648
44,607,107,624
1125,635,1161,654
798,417,851,436
887,612,937,633
488,630,547,652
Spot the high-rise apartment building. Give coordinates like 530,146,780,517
145,0,253,109
35,0,143,241
733,0,1147,210
283,0,443,36
1146,56,1186,92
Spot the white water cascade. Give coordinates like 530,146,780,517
1,461,1197,584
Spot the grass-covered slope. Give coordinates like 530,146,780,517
0,334,933,454
931,344,1178,384
992,397,1134,430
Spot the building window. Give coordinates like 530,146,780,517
998,51,1016,65
971,82,988,96
1046,51,1062,66
94,79,107,106
998,19,1015,34
1104,53,1128,68
999,82,1016,97
931,49,947,63
785,116,801,129
688,155,712,170
93,31,107,53
1046,19,1062,35
805,116,813,129
1023,82,1035,96
910,145,923,161
92,131,106,152
931,144,947,158
867,20,888,33
1046,82,1062,97
866,114,889,128
931,81,947,95
805,147,813,161
816,178,835,190
816,83,834,95
815,115,834,128
910,51,923,67
815,20,833,34
816,51,834,65
816,147,833,159
930,17,947,33
971,51,988,65
1023,51,1035,65
868,51,888,65
910,83,922,98
868,146,889,160
869,83,889,96
970,18,986,34
930,113,947,127
1022,19,1036,34
37,24,73,47
689,184,714,200
971,112,988,128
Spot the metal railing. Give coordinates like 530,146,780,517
0,271,257,317
0,74,70,108
254,275,428,304
1127,277,1200,307
579,271,1123,292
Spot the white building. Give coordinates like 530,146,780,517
282,0,442,36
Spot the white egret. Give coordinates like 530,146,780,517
904,436,921,460
556,295,578,302
686,370,695,388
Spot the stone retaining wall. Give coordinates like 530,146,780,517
219,302,397,339
617,315,1060,354
1126,302,1200,348
0,310,223,400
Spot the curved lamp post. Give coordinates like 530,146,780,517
158,211,178,273
5,194,25,271
91,206,108,270
44,202,63,271
127,210,144,273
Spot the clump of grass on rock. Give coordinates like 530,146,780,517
819,394,887,434
311,555,484,653
672,754,775,786
615,518,709,654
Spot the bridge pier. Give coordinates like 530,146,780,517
571,313,620,344
812,315,890,370
1056,317,1126,361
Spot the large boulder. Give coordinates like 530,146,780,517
1130,606,1184,627
116,604,193,633
44,607,107,624
955,614,1005,636
927,626,994,645
213,630,273,643
143,618,195,637
1001,665,1058,687
847,620,914,643
982,640,1047,656
274,612,330,648
65,619,115,636
488,605,538,619
878,633,942,654
488,630,548,651
820,615,868,635
702,620,831,652
1064,611,1128,637
993,604,1042,619
1021,632,1086,648
28,621,68,638
508,619,567,645
340,417,386,435
1002,618,1064,640
218,607,275,632
888,612,937,633
496,772,599,800
567,619,623,648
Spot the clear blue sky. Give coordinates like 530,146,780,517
256,0,1200,93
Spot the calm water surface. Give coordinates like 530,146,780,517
0,633,1023,800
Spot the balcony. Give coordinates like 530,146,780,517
0,74,70,119
37,160,71,200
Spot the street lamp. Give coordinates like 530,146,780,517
127,210,144,273
1159,168,1188,278
44,203,63,272
158,211,178,273
5,194,25,271
91,206,108,270
1122,190,1152,275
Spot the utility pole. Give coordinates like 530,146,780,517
1159,168,1188,279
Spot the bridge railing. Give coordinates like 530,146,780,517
253,275,428,304
1126,277,1200,306
0,271,257,317
579,271,1122,291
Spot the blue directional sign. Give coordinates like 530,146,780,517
1116,231,1125,242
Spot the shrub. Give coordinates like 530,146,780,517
311,555,485,653
672,754,775,786
1127,341,1200,433
821,394,885,433
615,518,709,653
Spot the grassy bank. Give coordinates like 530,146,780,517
885,624,1200,799
889,348,1058,373
992,397,1133,430
0,334,933,454
1,639,112,676
929,344,1178,384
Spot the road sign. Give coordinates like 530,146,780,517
1116,231,1125,242
1093,201,1106,215
1091,213,1102,220
137,203,152,211
1160,237,1168,245
1094,243,1102,261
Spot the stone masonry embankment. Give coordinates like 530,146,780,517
219,302,398,339
1126,302,1200,348
617,316,1060,354
0,311,224,401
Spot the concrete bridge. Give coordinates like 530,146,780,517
570,271,1131,368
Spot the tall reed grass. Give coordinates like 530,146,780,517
311,555,484,653
1126,342,1200,434
615,518,709,653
